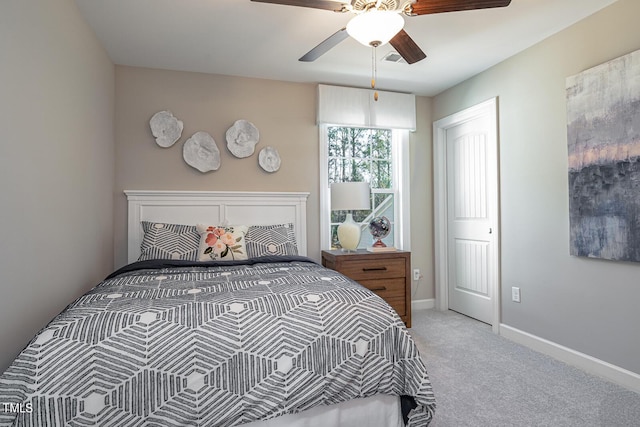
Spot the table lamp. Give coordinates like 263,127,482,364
330,182,371,251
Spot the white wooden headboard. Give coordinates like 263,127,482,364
125,190,309,264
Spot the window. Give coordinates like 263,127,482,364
320,125,410,250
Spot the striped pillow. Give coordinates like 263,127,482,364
138,221,200,261
245,223,298,258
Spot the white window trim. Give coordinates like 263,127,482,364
319,124,411,251
394,128,411,251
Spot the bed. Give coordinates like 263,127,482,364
0,191,435,426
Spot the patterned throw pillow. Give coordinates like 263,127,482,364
196,224,249,261
245,223,298,258
138,221,200,261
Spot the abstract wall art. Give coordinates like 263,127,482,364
566,48,640,262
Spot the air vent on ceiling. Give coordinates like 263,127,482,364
382,51,407,64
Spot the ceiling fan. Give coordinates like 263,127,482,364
251,0,512,64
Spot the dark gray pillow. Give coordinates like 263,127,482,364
138,221,199,261
245,223,298,258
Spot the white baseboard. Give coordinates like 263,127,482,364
412,299,435,311
500,323,640,394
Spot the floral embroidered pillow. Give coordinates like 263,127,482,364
196,224,249,261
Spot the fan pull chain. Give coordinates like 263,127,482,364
371,45,379,101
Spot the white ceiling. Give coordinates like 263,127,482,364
74,0,618,97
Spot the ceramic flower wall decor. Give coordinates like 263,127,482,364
226,119,259,158
149,112,282,174
149,111,183,148
259,146,281,173
183,131,221,172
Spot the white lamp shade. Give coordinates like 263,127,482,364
346,10,404,47
331,182,371,211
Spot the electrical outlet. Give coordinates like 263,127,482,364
512,287,521,303
413,269,420,281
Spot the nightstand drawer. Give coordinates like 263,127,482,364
337,258,406,281
383,297,406,318
358,278,405,294
321,249,411,327
359,278,406,317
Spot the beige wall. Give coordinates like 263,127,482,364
114,66,435,302
113,67,320,265
433,0,640,374
411,97,435,302
0,0,115,372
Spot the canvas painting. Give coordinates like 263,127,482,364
566,48,640,262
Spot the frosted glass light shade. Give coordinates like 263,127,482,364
346,10,404,47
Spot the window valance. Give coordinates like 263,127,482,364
317,84,416,131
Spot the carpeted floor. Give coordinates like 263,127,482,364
409,309,640,427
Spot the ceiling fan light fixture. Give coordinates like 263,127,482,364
346,10,404,47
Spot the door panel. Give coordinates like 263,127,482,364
446,114,496,324
454,239,489,296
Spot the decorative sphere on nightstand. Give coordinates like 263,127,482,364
369,216,391,247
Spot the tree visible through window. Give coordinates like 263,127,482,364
328,126,396,249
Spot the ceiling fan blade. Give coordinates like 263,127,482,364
409,0,511,15
250,0,349,12
389,29,426,64
299,28,349,62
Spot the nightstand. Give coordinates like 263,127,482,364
321,249,411,327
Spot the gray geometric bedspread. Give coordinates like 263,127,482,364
0,257,435,426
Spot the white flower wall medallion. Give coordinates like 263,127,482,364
149,111,183,147
226,119,259,158
183,131,221,173
259,146,281,173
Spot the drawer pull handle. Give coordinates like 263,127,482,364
370,286,387,291
362,267,387,272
